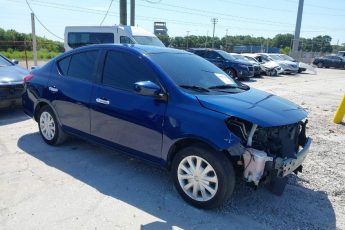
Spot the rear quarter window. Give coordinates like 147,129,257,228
66,51,98,81
57,56,71,75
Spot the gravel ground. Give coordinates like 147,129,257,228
0,68,344,230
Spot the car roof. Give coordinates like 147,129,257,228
69,44,189,55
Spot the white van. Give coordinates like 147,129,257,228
64,25,165,51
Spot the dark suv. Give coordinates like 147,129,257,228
313,55,345,69
188,48,254,80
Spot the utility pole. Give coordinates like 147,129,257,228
120,0,127,25
186,31,190,49
130,0,135,26
225,29,228,51
292,0,304,56
211,18,218,48
31,13,37,66
205,30,208,48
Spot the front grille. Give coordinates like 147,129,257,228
0,84,24,99
248,66,254,71
251,122,307,158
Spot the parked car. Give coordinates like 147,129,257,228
336,51,345,58
242,53,283,76
265,53,298,74
313,55,345,69
0,54,29,110
278,54,306,73
188,48,254,80
65,25,165,51
22,44,311,209
230,53,261,77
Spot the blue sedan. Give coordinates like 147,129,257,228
22,44,311,208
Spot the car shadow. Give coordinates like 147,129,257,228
17,132,336,230
0,108,29,126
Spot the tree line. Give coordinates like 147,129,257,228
1,27,344,54
158,33,345,53
0,28,63,52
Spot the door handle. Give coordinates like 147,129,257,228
96,98,110,105
48,86,58,93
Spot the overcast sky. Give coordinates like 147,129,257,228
1,0,344,44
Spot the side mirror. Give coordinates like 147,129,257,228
12,59,19,65
31,66,39,70
134,81,163,97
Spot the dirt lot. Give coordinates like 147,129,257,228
0,68,344,230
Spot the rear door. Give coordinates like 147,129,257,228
48,50,100,134
90,49,166,159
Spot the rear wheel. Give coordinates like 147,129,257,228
38,106,67,145
171,144,235,209
317,62,323,68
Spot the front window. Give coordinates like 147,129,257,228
120,36,135,44
132,36,165,47
217,50,236,60
150,52,238,90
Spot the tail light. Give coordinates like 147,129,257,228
24,74,33,83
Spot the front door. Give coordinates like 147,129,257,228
90,50,166,159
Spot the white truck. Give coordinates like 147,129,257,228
64,25,165,51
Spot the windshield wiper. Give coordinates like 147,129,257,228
208,84,238,89
208,83,250,90
179,85,210,92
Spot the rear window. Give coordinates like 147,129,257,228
67,32,114,48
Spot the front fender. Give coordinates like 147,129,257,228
161,97,243,161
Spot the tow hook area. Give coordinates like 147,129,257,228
243,148,273,186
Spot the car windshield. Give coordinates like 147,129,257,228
232,54,248,61
268,54,284,61
0,55,13,67
217,50,236,60
149,52,238,91
133,36,165,47
280,54,294,61
244,56,258,62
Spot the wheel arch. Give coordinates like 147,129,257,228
166,137,234,171
34,100,61,125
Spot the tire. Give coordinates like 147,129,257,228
317,62,323,68
38,105,67,145
171,144,235,209
225,68,237,79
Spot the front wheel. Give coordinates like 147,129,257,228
38,106,67,145
171,144,235,209
317,62,323,68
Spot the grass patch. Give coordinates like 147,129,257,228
1,49,61,60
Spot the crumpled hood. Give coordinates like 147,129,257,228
196,88,307,127
0,65,29,84
262,60,279,69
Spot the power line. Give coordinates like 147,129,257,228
25,0,63,40
9,0,339,40
100,0,114,25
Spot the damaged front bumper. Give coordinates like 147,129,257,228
275,137,312,177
